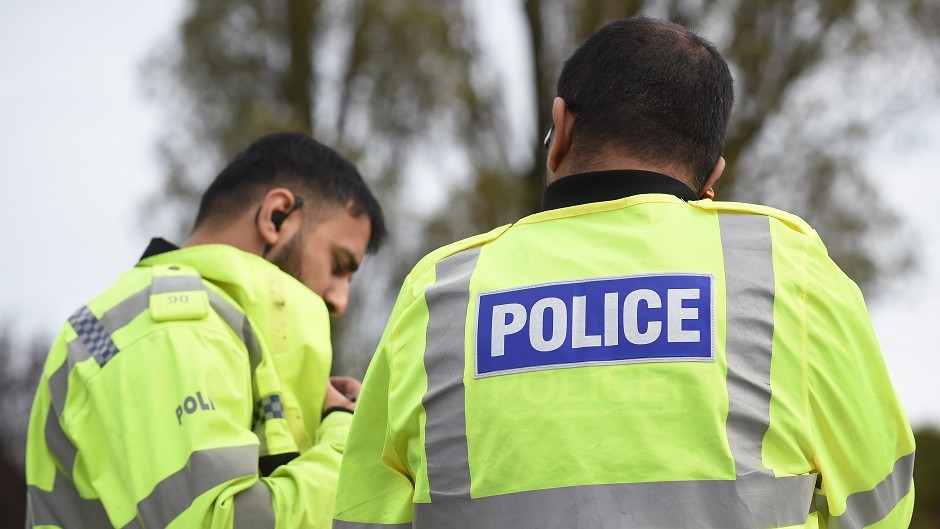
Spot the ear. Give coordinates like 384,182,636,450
546,97,576,179
255,188,301,249
699,156,725,200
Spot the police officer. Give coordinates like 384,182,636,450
333,18,914,528
25,132,386,528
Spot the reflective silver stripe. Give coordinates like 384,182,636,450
122,444,259,529
99,287,150,334
719,214,776,478
333,521,412,529
423,249,481,500
151,274,204,294
25,493,34,527
829,451,915,529
27,474,111,528
44,407,76,475
233,480,276,529
48,352,73,415
202,289,266,451
413,475,817,529
206,290,263,372
36,362,111,528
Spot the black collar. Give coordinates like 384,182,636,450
541,170,698,211
139,237,180,261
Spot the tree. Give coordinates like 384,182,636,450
143,0,940,375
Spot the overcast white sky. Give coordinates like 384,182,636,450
1,2,937,428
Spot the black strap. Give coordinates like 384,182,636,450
259,452,300,477
322,407,354,420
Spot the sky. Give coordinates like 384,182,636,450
1,2,937,428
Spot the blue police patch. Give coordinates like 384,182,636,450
475,274,715,378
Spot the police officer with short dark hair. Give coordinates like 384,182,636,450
26,132,386,528
333,18,914,529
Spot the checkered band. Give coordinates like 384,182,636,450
68,306,120,367
256,394,284,424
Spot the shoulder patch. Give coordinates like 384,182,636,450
149,264,210,322
150,290,209,322
475,273,715,377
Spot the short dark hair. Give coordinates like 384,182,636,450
556,17,734,190
194,132,386,253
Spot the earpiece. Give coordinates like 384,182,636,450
271,196,304,231
271,211,288,231
257,194,306,257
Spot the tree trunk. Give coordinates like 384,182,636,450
285,0,317,132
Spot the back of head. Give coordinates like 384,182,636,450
194,132,386,252
557,17,734,190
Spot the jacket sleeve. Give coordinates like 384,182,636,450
27,316,349,529
259,411,352,528
803,233,915,528
132,324,352,529
333,279,421,527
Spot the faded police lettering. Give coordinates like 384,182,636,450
176,390,216,425
475,274,715,377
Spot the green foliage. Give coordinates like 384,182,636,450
520,0,934,294
143,0,503,237
142,0,939,373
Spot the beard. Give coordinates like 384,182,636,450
268,231,304,282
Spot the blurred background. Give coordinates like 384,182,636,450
2,0,939,526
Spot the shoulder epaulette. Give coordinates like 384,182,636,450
148,264,210,322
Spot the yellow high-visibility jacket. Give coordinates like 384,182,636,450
334,171,914,529
26,241,350,528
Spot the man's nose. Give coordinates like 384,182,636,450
324,281,349,317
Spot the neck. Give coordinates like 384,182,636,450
553,154,693,189
183,215,264,256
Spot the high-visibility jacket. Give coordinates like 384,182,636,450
26,242,350,528
333,173,915,528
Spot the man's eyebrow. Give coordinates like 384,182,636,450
337,247,360,273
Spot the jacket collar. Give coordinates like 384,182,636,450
541,170,698,211
139,237,179,261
